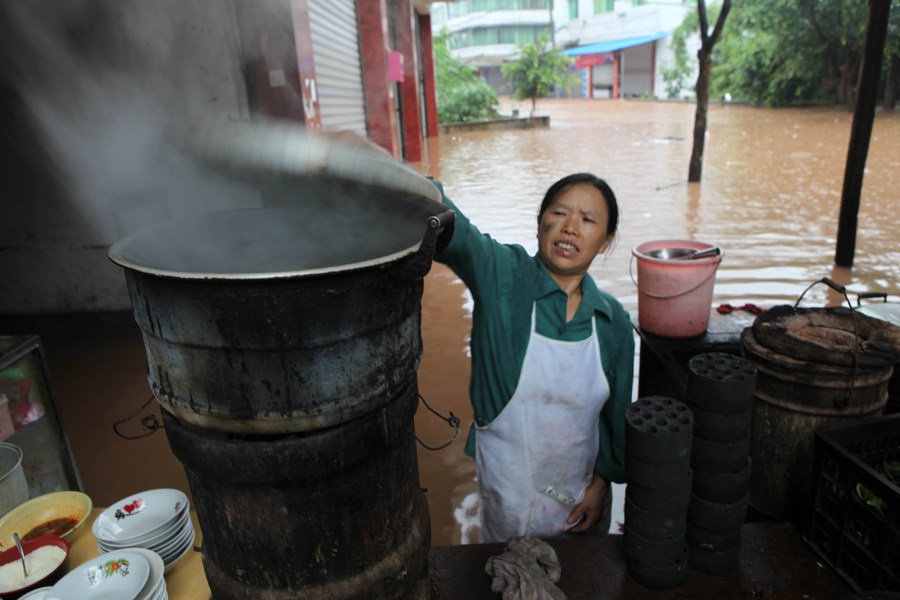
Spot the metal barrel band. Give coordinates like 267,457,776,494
629,254,721,300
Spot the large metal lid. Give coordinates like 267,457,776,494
108,119,448,280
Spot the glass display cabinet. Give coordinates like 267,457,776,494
0,335,82,498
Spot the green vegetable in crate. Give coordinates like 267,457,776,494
853,459,900,518
856,483,885,516
880,459,900,485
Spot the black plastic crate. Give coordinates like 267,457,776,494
806,414,900,592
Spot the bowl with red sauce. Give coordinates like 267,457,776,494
0,492,92,552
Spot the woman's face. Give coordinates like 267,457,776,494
537,183,612,281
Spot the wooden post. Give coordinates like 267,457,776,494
834,0,891,267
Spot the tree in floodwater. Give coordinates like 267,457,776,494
501,35,575,117
434,29,500,124
688,0,731,183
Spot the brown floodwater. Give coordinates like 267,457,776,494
410,98,900,547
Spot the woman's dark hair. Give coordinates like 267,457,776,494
537,173,619,240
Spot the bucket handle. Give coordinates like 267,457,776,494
794,277,861,411
629,255,720,300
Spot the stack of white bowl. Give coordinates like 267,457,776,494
91,489,194,573
43,547,166,600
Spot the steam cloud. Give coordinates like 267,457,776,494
1,1,436,298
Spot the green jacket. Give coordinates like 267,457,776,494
434,189,635,483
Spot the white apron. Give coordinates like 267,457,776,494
476,305,610,543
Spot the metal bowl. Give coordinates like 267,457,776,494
644,247,697,260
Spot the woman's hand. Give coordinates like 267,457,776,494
566,473,609,533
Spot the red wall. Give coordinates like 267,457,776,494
357,0,400,157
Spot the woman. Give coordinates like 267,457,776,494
434,173,634,543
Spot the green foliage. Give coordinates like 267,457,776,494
500,35,576,115
438,81,502,124
665,0,900,107
434,29,500,124
707,0,892,107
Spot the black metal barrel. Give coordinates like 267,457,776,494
741,309,895,525
162,383,429,599
120,217,439,435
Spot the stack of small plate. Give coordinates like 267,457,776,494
91,489,194,573
43,547,166,600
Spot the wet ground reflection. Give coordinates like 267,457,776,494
412,98,900,546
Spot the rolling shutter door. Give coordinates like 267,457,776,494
307,0,367,135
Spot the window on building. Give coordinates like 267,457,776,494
593,0,614,12
447,0,551,17
451,25,551,49
568,0,578,19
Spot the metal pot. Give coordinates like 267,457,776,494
108,120,454,434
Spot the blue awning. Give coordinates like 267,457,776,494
560,31,669,56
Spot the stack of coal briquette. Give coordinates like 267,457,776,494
685,352,757,575
624,396,693,589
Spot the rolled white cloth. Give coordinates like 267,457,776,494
484,536,566,600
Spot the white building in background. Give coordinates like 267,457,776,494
431,0,700,99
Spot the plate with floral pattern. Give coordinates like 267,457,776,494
44,550,149,600
91,489,188,544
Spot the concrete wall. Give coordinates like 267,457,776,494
0,2,275,314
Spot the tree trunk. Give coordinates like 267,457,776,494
688,0,730,183
841,60,859,112
885,54,898,111
688,51,711,183
835,0,891,267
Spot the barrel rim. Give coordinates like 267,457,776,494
108,118,445,280
108,235,421,281
632,239,724,266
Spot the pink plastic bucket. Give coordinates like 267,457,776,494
631,240,723,338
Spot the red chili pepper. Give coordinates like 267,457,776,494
740,303,766,315
717,303,765,315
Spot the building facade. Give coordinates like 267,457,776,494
432,0,700,99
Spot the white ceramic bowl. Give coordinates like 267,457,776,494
44,550,150,600
116,548,165,600
92,490,188,544
152,520,193,558
18,586,53,599
96,509,189,551
161,527,195,574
